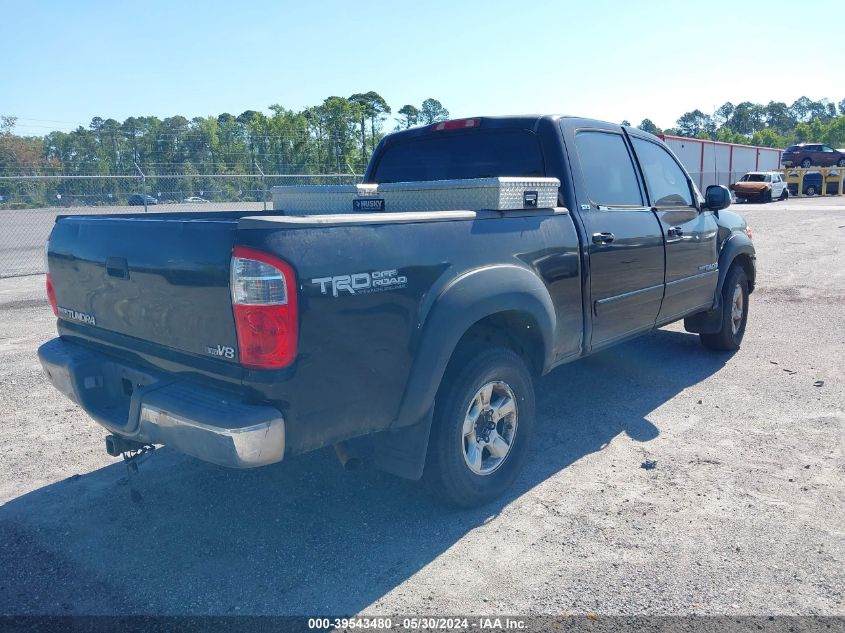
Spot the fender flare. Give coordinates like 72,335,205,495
685,232,756,334
393,264,556,429
715,233,756,308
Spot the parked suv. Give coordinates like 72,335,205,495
781,144,845,168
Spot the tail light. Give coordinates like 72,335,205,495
432,118,480,131
46,274,58,316
230,246,298,369
44,242,58,316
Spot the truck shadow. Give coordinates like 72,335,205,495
0,329,730,615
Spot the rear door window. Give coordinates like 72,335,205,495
573,131,643,207
371,130,544,183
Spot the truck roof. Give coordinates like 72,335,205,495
380,114,662,145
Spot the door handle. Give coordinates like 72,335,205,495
667,226,684,237
592,232,615,244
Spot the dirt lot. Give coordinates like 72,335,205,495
0,197,843,616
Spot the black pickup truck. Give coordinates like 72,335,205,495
39,116,755,506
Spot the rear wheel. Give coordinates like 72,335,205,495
800,158,812,168
426,345,535,507
837,158,845,167
700,265,749,351
805,185,817,196
779,188,788,201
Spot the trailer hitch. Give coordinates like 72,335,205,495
106,435,156,503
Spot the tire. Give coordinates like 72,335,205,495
425,344,535,507
805,185,817,197
837,158,845,167
779,188,788,201
700,265,749,351
800,158,812,168
762,189,772,203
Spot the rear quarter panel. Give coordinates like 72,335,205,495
236,211,581,453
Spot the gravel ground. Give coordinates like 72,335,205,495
0,197,843,617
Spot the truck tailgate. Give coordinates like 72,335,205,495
47,215,240,364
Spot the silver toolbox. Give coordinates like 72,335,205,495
378,177,559,212
272,183,378,214
271,177,559,214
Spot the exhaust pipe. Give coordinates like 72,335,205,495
105,435,147,457
334,441,361,470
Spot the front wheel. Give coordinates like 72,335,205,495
700,265,749,351
837,158,845,167
426,345,535,507
801,158,812,168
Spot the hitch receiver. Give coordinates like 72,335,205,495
105,434,148,457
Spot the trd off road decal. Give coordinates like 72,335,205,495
311,269,408,297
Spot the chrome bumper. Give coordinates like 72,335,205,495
38,338,285,468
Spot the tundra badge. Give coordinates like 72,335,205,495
57,306,96,326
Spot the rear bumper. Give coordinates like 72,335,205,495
37,338,285,468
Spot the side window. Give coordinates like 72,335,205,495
822,146,834,152
631,138,694,208
573,131,642,207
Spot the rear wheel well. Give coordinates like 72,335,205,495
449,311,545,377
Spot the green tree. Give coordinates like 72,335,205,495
419,98,449,125
750,128,787,149
0,115,17,135
349,91,391,166
789,96,822,123
764,101,795,136
677,109,714,138
638,118,661,135
714,102,735,129
311,97,359,172
727,102,765,135
397,105,419,129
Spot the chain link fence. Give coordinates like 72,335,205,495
0,173,360,278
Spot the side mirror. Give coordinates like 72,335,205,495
704,184,731,212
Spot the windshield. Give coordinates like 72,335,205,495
371,129,545,183
741,174,767,182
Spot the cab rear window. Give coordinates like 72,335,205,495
371,130,545,183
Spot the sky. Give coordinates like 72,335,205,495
3,0,843,136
